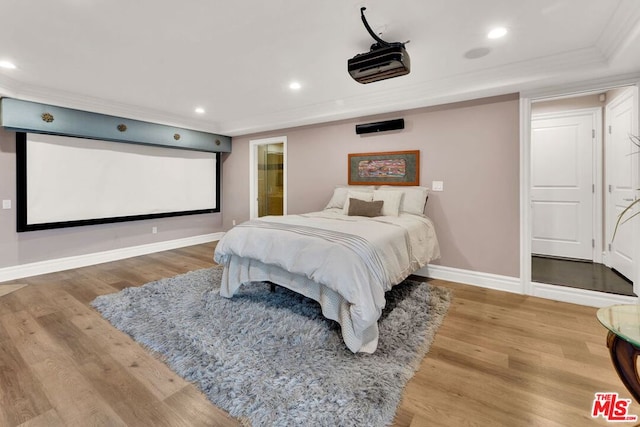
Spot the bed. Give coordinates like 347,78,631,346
213,185,440,353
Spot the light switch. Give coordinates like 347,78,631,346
2,200,11,209
432,181,444,192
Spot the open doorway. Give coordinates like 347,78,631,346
249,136,287,219
529,86,638,297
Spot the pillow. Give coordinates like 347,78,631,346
377,186,429,215
347,198,384,217
324,185,375,210
373,190,403,216
342,190,374,214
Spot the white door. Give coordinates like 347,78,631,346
531,110,598,260
606,88,638,284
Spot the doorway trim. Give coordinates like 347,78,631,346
520,74,640,306
249,136,288,219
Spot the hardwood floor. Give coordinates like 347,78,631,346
0,243,630,426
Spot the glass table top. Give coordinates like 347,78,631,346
598,305,640,347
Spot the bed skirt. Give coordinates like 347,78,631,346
219,254,379,353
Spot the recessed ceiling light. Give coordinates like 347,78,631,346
0,60,17,69
487,27,508,39
195,107,205,114
289,81,302,90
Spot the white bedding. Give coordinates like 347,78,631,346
213,209,440,353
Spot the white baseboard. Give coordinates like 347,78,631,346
4,242,635,308
530,281,638,307
416,264,638,307
415,264,523,294
0,233,223,283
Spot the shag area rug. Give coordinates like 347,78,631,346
92,267,451,426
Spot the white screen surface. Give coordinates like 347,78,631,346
23,133,217,227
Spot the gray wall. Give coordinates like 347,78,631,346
1,93,520,280
225,94,521,278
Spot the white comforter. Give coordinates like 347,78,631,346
213,209,440,352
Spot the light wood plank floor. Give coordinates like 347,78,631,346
0,242,631,426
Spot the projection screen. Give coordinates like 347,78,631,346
17,132,220,232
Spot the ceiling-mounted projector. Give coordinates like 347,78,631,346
348,7,410,84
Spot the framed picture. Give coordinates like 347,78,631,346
348,150,420,186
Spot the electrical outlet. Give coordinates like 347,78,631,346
2,200,11,210
232,219,236,226
432,181,444,192
152,226,158,234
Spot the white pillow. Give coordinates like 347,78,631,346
324,187,350,209
377,186,429,215
324,185,375,210
343,190,374,214
373,190,403,216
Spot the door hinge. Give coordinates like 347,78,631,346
592,239,595,248
592,183,595,193
592,129,595,138
609,184,612,193
608,125,612,134
608,243,612,252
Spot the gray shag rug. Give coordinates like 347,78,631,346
92,267,451,426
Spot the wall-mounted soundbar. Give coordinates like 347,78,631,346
355,118,404,135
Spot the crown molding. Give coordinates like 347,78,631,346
596,0,640,62
220,47,609,135
0,41,631,138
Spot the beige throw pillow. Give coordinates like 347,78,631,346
347,198,384,217
342,190,374,214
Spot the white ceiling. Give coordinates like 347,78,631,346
1,0,640,136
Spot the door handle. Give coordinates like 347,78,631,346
623,198,635,202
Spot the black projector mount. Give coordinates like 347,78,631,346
359,7,408,53
348,7,411,83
